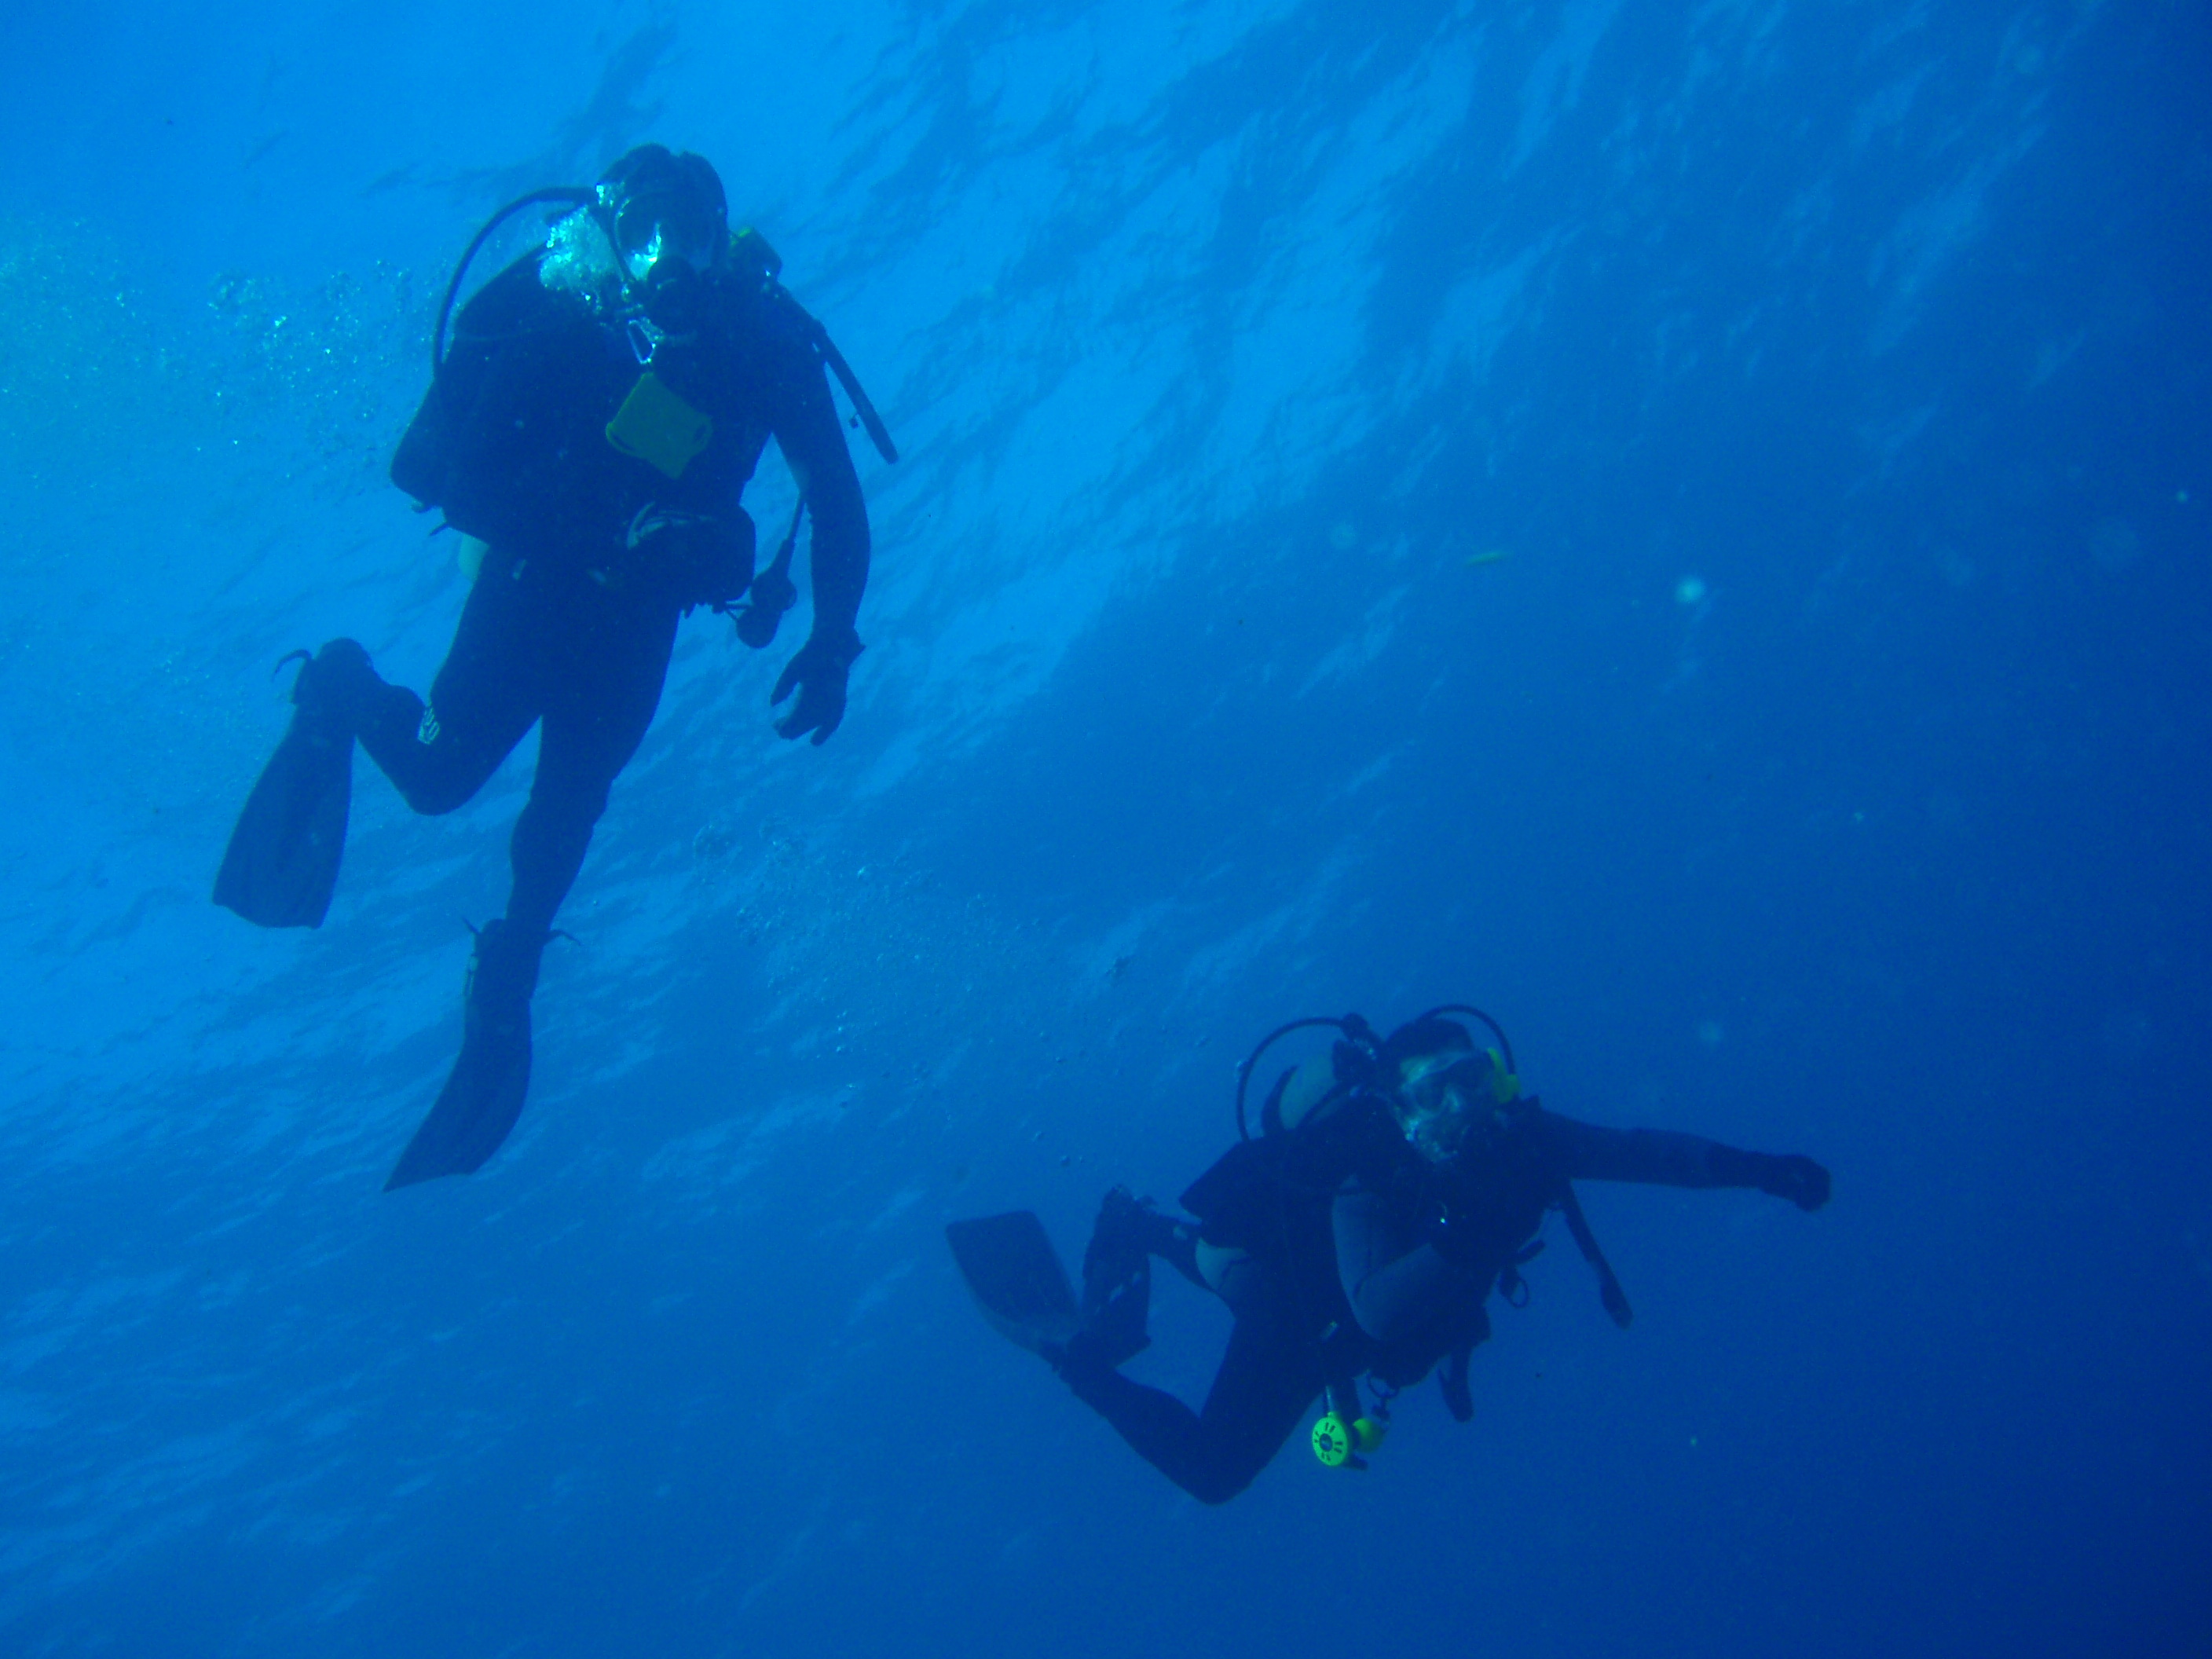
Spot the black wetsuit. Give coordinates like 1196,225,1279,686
1060,1095,1826,1505
329,250,870,937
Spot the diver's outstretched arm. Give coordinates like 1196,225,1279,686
1535,1111,1830,1210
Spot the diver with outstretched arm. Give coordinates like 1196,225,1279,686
212,145,895,1188
1331,1107,1829,1347
949,1006,1829,1505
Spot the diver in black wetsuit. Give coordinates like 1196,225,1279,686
213,145,894,1189
950,1009,1829,1505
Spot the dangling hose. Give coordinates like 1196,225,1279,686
1234,1016,1369,1141
731,500,804,648
808,317,899,464
431,186,595,378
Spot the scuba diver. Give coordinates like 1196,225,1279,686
948,1006,1830,1505
214,145,896,1189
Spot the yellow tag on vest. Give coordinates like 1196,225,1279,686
605,372,713,479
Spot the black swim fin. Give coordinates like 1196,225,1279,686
212,650,358,928
385,920,546,1190
947,1212,1081,1355
1077,1187,1156,1370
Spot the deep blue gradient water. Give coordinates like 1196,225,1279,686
2,2,2207,1654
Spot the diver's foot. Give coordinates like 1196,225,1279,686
1072,1187,1162,1371
291,638,375,723
386,919,548,1187
212,643,370,930
459,916,546,1057
1084,1186,1187,1292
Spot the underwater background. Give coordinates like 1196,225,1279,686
2,0,2207,1653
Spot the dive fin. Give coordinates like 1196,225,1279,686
383,1029,530,1189
385,921,544,1190
1076,1258,1152,1370
1077,1187,1157,1369
947,1212,1080,1355
212,698,353,928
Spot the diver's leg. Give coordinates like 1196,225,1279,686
501,594,679,936
1057,1280,1323,1505
434,592,677,1132
214,561,545,931
335,557,547,815
383,581,672,1189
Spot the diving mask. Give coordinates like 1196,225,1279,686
600,181,723,284
1393,1049,1516,1164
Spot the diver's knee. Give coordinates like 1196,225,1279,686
1186,1467,1253,1507
297,638,375,718
397,771,482,816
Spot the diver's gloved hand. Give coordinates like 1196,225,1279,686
771,628,862,745
1757,1154,1831,1211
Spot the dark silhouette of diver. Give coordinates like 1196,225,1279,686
214,145,895,1188
949,1006,1829,1504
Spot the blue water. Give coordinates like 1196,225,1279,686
3,2,2207,1653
